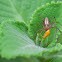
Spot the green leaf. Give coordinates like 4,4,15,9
0,56,40,62
28,1,62,47
0,0,62,60
0,21,62,59
18,0,55,24
39,56,62,62
0,21,46,59
0,0,23,24
0,0,56,25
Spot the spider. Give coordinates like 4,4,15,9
34,15,62,43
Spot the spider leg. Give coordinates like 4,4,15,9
50,26,57,36
50,26,62,39
38,29,44,45
37,14,44,28
50,21,62,32
50,16,62,26
54,26,62,32
54,21,62,26
39,14,44,21
55,26,57,36
50,24,61,33
50,22,55,27
34,29,44,39
50,21,62,27
49,17,56,22
50,22,62,37
37,22,43,28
